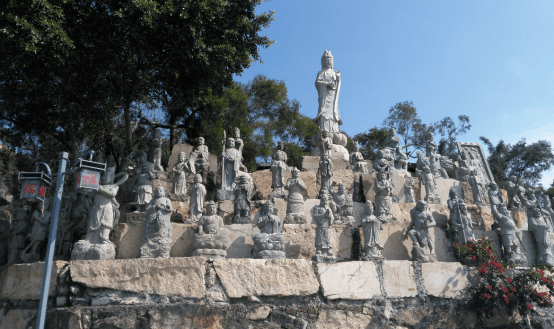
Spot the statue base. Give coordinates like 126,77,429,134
537,254,554,267
334,215,356,227
217,189,234,201
312,253,336,263
268,187,287,200
284,213,307,224
425,194,442,205
234,216,252,224
506,251,527,267
253,233,285,259
310,145,349,161
71,240,116,260
362,246,384,261
411,245,436,263
193,249,227,259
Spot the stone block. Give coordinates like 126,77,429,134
312,310,374,329
70,257,206,298
213,258,319,298
0,309,37,329
284,224,354,261
421,262,470,298
317,261,381,299
382,260,418,298
0,261,67,301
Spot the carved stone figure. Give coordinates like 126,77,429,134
416,151,441,204
253,201,285,259
361,200,385,261
373,149,394,173
189,137,210,178
506,175,521,209
491,203,527,266
488,182,504,206
218,138,242,191
148,129,164,172
403,200,436,262
59,192,91,258
171,151,189,198
285,167,308,223
457,150,472,181
269,141,288,199
313,195,335,262
233,128,244,157
395,146,408,173
132,150,156,212
193,201,228,259
105,154,117,177
319,153,333,196
233,175,252,223
72,172,128,260
314,50,345,146
426,132,449,179
469,169,487,205
404,175,416,203
329,183,355,226
188,174,206,223
374,171,394,222
385,127,400,150
21,198,51,263
541,194,554,224
349,141,369,174
320,130,333,156
528,204,554,267
449,198,475,244
140,186,173,258
6,204,28,265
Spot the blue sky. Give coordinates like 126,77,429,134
234,0,554,187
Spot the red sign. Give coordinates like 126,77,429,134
77,169,101,190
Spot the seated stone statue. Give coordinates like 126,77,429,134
285,167,308,223
193,201,228,259
506,175,521,209
349,141,368,174
403,201,436,262
253,201,285,259
528,204,554,267
361,200,385,261
491,203,527,266
22,198,51,262
385,127,400,150
329,183,355,226
140,186,173,258
313,195,335,263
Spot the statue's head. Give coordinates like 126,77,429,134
278,141,284,150
226,137,235,149
194,174,202,184
106,154,115,164
198,137,205,146
206,201,217,215
153,129,162,139
155,186,165,198
321,50,333,69
459,200,467,212
415,200,427,212
136,150,147,163
449,187,458,199
364,200,374,215
101,171,115,185
178,152,186,162
353,140,359,151
509,175,517,183
292,167,300,178
427,131,434,141
264,201,274,215
389,127,396,136
377,171,386,180
234,127,241,138
239,175,249,185
416,150,424,159
489,182,498,190
320,193,329,206
338,183,345,194
531,204,542,217
321,130,329,138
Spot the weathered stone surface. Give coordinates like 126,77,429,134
252,170,318,200
382,260,418,298
434,178,464,206
422,262,470,298
317,261,381,299
284,224,353,261
0,309,37,329
70,257,206,298
246,306,272,321
213,258,319,298
167,143,217,173
513,210,528,230
312,310,375,329
0,261,66,301
225,224,259,258
171,200,190,222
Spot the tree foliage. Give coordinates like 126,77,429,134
353,127,389,161
480,137,554,188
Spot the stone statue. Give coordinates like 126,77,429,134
218,137,242,191
319,153,333,197
320,130,333,156
373,149,394,173
132,150,156,212
416,151,441,204
468,169,487,205
6,204,28,265
395,146,408,173
385,127,400,150
105,154,117,177
506,175,520,209
541,194,554,224
193,201,228,259
285,167,308,223
488,182,505,206
233,175,252,223
447,188,462,239
140,186,173,258
528,204,554,267
314,50,344,145
148,129,164,172
188,137,210,178
491,203,527,266
72,172,128,260
403,200,437,262
349,141,369,174
374,171,394,222
253,201,285,259
313,195,335,262
329,183,355,226
269,141,288,199
21,198,51,263
361,200,385,261
426,132,448,179
233,128,244,157
188,174,206,223
171,151,189,198
59,191,91,258
404,175,416,203
457,150,472,181
449,199,475,244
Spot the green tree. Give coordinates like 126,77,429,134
480,137,554,187
353,127,389,161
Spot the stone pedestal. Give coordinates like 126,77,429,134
192,233,228,259
253,233,285,259
71,240,116,260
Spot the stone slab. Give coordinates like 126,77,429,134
0,261,67,301
213,258,319,298
317,261,381,300
70,257,206,298
313,310,374,329
382,260,418,298
421,262,470,299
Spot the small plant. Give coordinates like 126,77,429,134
453,238,554,319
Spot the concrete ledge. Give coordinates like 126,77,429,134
0,261,67,301
213,258,319,298
317,261,381,300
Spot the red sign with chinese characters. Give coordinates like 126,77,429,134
77,169,101,190
20,180,47,201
